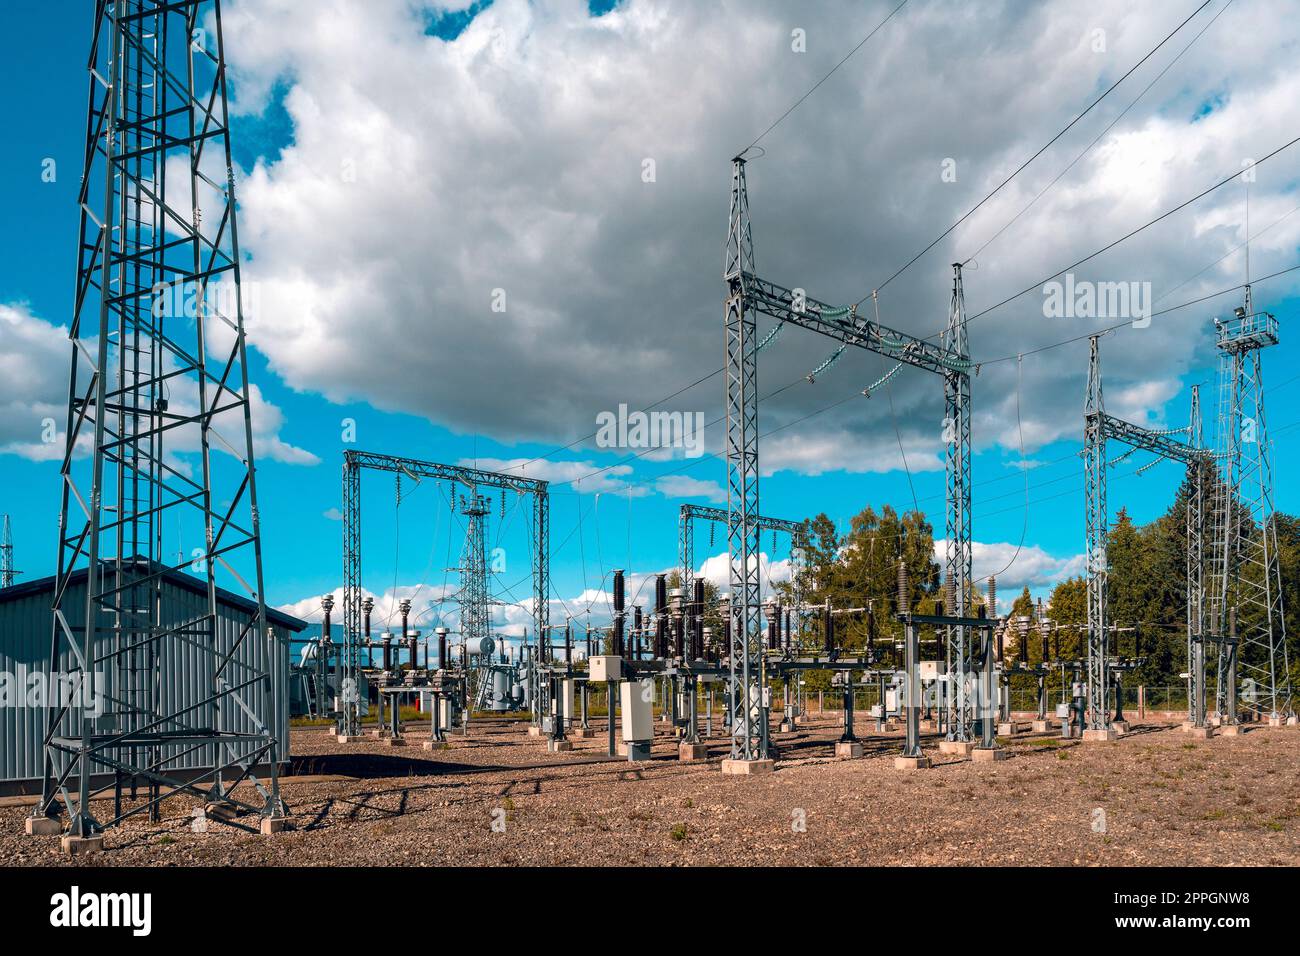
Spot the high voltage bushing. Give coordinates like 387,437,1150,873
437,627,448,670
767,605,780,650
633,605,643,658
613,569,626,656
692,579,706,660
399,599,414,667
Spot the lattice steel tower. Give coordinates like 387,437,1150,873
31,0,284,839
458,494,493,651
724,157,766,762
1207,287,1291,721
1,515,17,588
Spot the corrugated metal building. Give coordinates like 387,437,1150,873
0,564,306,795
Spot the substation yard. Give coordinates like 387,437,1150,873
3,717,1297,867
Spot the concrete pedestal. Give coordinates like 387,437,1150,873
972,747,1008,762
678,742,708,761
996,722,1023,736
569,728,595,739
1287,716,1298,726
336,734,367,744
61,835,103,855
421,739,445,750
894,755,931,770
834,741,864,758
1186,726,1215,740
1110,720,1130,735
1082,729,1117,742
547,739,573,753
1268,716,1285,727
260,817,291,835
1220,724,1243,737
778,720,795,733
25,816,61,836
918,719,937,732
384,736,408,747
720,758,775,776
1031,720,1054,733
616,741,629,756
938,740,975,756
528,725,543,736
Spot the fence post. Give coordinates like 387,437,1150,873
1137,685,1145,720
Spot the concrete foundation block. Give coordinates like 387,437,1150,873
61,835,103,856
1082,729,1117,742
616,741,629,756
972,747,1008,762
894,755,931,770
1031,720,1054,733
996,722,1023,736
547,739,573,753
1220,724,1243,736
25,816,62,836
918,719,937,732
384,736,408,747
778,720,795,733
834,741,864,758
336,735,367,744
528,725,543,736
1286,716,1298,726
568,728,595,739
1186,726,1215,740
938,739,975,756
260,816,291,835
1111,720,1130,735
720,758,775,776
678,742,708,761
1268,716,1285,727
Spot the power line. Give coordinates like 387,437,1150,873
961,0,1233,267
859,0,1214,304
959,131,1300,330
739,0,909,157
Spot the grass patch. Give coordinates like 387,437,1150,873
670,823,688,841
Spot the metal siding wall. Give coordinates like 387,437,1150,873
1,581,290,785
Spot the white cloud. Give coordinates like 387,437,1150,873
935,537,1086,609
0,301,317,466
654,475,726,503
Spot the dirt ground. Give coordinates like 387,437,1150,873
3,715,1297,866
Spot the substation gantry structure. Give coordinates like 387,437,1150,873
29,0,287,842
1205,290,1292,723
340,451,550,738
724,155,978,763
678,503,808,618
1084,335,1208,734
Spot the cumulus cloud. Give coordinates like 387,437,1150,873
935,537,1086,609
216,0,1300,478
0,301,317,466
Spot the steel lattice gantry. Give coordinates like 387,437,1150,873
724,157,977,758
340,451,549,736
1083,335,1208,731
1206,290,1292,721
678,503,806,603
33,0,285,839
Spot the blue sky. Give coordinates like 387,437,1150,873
3,0,1298,641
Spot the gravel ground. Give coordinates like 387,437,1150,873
3,717,1297,866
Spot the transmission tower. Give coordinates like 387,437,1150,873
30,0,284,840
1,515,18,588
458,493,493,650
1207,287,1291,721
